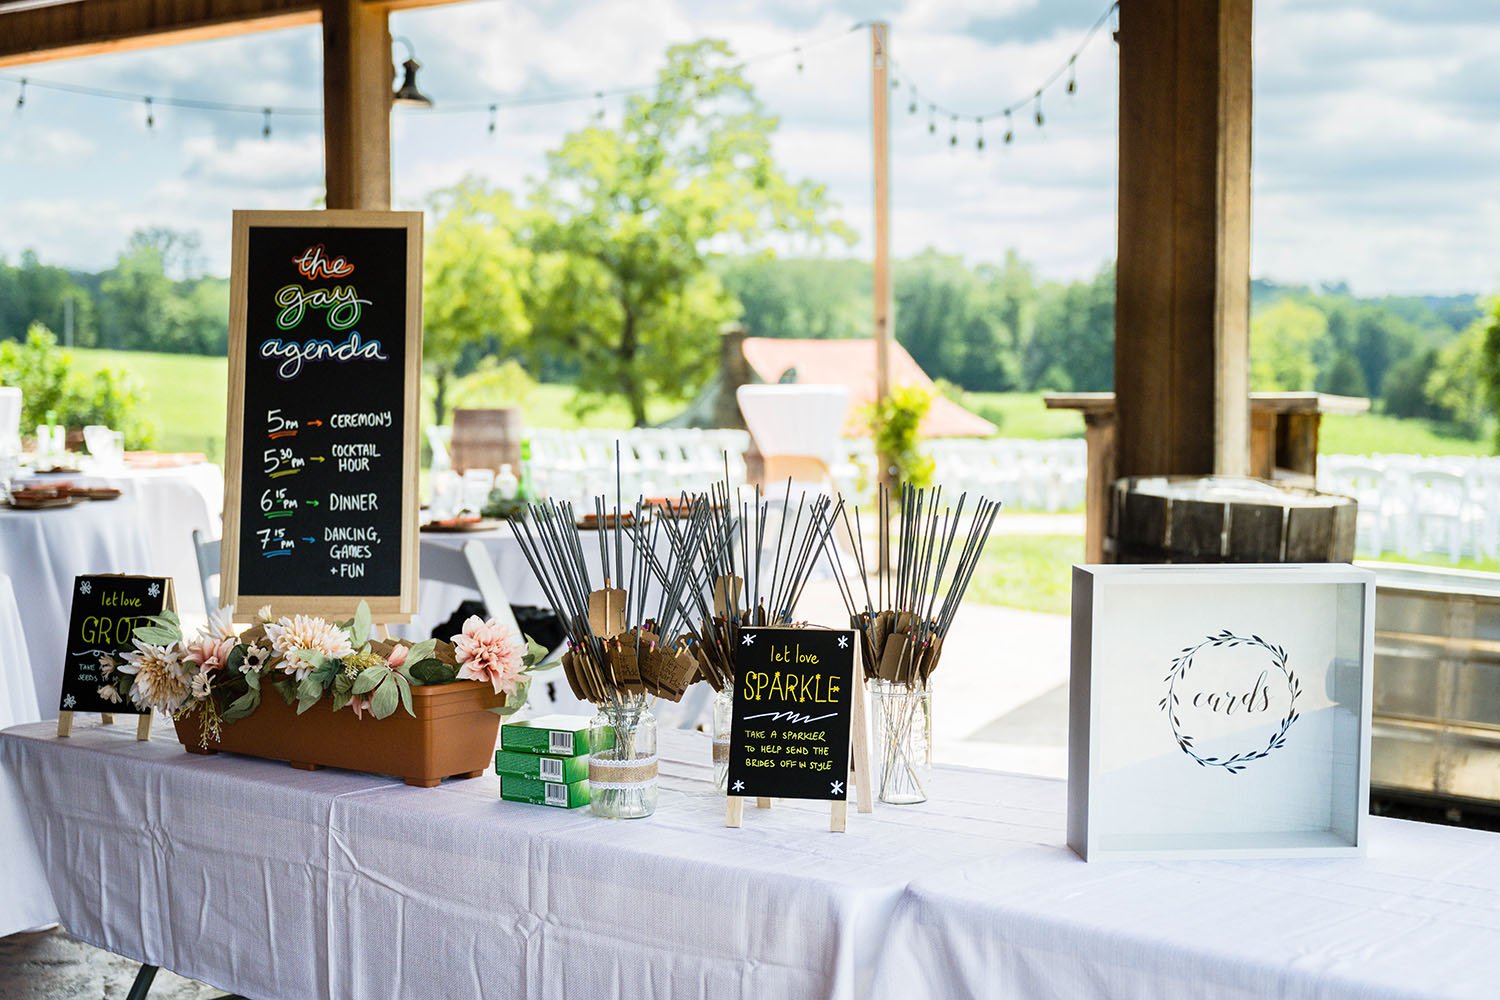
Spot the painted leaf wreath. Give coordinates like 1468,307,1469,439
1158,629,1300,774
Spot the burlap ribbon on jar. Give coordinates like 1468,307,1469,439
711,739,730,764
588,754,659,790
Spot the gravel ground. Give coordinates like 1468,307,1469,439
0,928,238,999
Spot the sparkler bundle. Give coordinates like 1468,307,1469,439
828,484,1002,687
651,482,846,692
509,494,702,705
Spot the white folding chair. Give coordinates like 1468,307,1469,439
192,529,221,613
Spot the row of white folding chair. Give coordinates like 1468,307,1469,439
1319,455,1500,561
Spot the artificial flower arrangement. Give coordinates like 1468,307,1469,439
102,601,547,748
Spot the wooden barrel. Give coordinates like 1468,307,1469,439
450,408,523,474
1108,475,1357,563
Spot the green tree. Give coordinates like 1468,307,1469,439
1482,299,1500,452
1024,261,1114,392
718,255,868,340
1251,299,1327,390
99,241,178,350
1318,351,1369,397
422,179,533,424
1382,348,1442,420
526,39,849,425
1426,320,1490,436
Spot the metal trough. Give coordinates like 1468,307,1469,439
1371,564,1500,808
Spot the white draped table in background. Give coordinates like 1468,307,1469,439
4,720,1500,1000
0,501,155,720
0,575,38,730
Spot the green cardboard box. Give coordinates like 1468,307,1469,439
499,774,591,809
495,749,590,784
500,714,613,757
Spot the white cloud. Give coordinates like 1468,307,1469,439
1,127,98,164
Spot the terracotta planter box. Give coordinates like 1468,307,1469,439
174,680,506,787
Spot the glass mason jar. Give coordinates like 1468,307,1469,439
588,696,658,819
711,686,733,792
870,678,932,804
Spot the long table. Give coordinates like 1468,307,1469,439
3,720,1498,999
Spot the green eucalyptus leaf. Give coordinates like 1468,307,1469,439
370,677,399,720
223,688,261,721
352,665,389,695
408,658,458,685
523,636,547,668
272,678,298,705
330,688,353,713
405,638,436,664
352,601,372,647
134,626,179,645
244,669,260,692
225,645,247,674
395,673,414,718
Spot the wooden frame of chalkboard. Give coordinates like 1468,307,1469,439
221,210,423,622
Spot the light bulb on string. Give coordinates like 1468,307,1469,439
908,90,917,115
1003,108,1014,145
487,103,497,138
948,114,958,147
891,77,899,90
261,107,272,140
795,46,803,74
927,103,936,134
976,117,985,151
1067,56,1078,96
144,96,154,130
1033,90,1044,127
594,91,605,122
14,78,24,113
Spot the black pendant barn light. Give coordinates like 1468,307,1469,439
392,37,433,108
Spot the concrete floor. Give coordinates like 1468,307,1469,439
0,928,235,999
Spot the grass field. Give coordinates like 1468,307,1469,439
66,347,1496,466
968,534,1083,616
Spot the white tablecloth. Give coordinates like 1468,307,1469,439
22,463,224,623
5,720,1500,999
0,575,38,730
0,501,155,719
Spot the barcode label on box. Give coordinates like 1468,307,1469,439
544,782,567,807
540,757,564,782
549,730,574,755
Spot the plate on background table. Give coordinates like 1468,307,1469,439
67,487,123,501
421,516,500,533
7,492,79,510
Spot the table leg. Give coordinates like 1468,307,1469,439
124,964,157,1000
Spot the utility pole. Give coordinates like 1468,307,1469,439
870,21,893,489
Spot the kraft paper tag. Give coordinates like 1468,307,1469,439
712,575,744,617
588,589,628,637
878,632,911,682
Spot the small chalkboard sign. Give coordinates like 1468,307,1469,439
221,210,422,621
725,626,872,831
57,574,172,739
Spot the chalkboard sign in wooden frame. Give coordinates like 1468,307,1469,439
222,210,423,622
724,625,873,832
56,574,174,741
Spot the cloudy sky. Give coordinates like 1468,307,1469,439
1,0,1497,296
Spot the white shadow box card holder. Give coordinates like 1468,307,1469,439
1068,564,1374,861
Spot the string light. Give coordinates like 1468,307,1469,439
594,90,605,122
794,45,803,73
487,103,497,137
888,0,1115,155
143,96,154,129
14,78,24,112
261,107,271,140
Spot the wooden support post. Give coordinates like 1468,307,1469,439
870,22,894,496
1114,0,1253,479
322,0,392,210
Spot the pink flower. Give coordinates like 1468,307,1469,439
388,644,409,669
451,615,526,696
184,634,237,674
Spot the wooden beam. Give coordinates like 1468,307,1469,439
1114,0,1253,479
321,0,390,209
0,0,321,68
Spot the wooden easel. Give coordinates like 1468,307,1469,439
56,709,152,741
57,576,175,742
726,668,874,833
